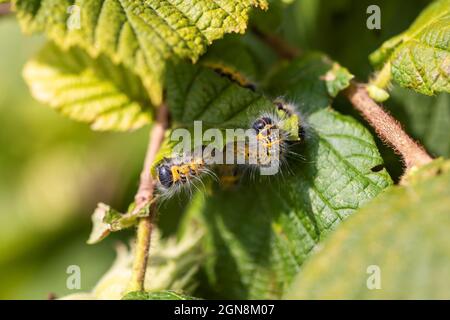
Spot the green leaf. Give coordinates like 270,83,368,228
65,208,205,300
151,57,303,180
166,61,278,129
198,53,392,299
87,203,112,244
286,159,450,299
401,157,450,185
163,59,301,150
123,290,201,300
23,42,153,131
13,0,268,105
370,0,450,95
266,53,332,114
87,200,152,244
151,59,302,176
322,62,354,98
106,201,151,231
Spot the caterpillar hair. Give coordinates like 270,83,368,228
273,97,308,140
241,99,307,176
251,112,291,173
155,150,216,199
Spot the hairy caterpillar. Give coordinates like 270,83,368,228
154,99,306,198
219,99,306,180
216,164,242,189
273,97,307,139
234,99,306,177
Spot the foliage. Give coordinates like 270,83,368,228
24,43,153,131
370,0,450,95
322,62,354,97
197,53,391,299
63,224,204,300
12,0,267,106
0,0,448,300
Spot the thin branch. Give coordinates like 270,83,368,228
129,214,153,292
345,83,432,171
253,29,433,173
128,104,169,293
251,27,300,60
134,104,168,209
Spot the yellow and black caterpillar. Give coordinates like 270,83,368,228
155,99,305,198
155,151,215,199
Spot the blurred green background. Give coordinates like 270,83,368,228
0,17,150,299
0,0,447,299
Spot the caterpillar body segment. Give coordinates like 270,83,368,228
273,97,308,141
154,98,306,199
243,99,307,175
155,150,216,199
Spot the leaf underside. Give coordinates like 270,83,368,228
14,0,268,105
23,43,153,131
123,290,201,300
166,61,276,128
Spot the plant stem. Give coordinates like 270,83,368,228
129,215,153,292
252,27,300,60
128,104,169,292
345,83,432,171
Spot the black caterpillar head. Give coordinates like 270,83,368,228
156,164,173,188
252,117,274,134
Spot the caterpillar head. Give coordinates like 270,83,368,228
252,116,274,133
156,163,174,189
154,153,214,200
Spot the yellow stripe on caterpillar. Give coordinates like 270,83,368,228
155,152,212,199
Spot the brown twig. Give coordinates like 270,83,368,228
128,104,169,292
134,104,168,209
251,27,300,60
345,83,432,171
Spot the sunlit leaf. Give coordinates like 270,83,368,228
286,159,450,299
196,53,392,299
24,43,153,131
370,0,450,95
13,0,268,105
322,62,354,97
